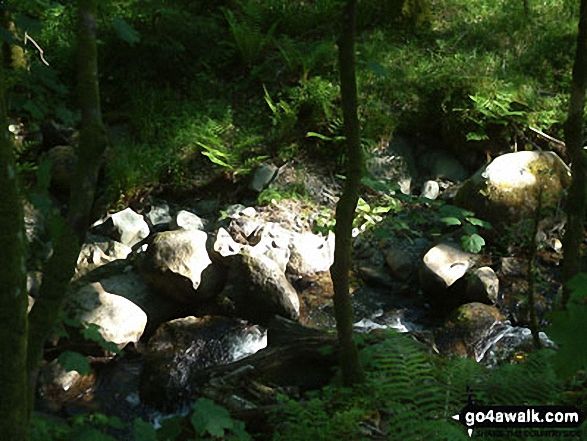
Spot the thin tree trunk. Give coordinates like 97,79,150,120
26,0,108,413
562,0,587,307
0,46,30,441
330,0,365,386
69,0,108,239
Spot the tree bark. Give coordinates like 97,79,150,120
0,45,30,441
562,0,587,307
330,0,365,386
26,0,108,413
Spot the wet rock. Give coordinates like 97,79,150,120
455,151,570,225
219,248,300,323
465,266,500,304
38,359,96,413
92,207,150,248
139,229,214,304
435,302,505,358
474,323,556,366
140,315,266,410
385,237,431,282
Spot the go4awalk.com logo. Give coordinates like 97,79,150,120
452,403,583,438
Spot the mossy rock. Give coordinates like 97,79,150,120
435,302,504,358
455,151,570,226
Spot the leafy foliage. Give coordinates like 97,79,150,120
191,398,252,440
547,273,587,377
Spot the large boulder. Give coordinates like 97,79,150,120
465,266,500,305
140,315,266,409
455,151,570,225
66,279,148,347
287,231,335,276
419,242,476,301
219,248,300,323
139,229,216,304
434,302,505,358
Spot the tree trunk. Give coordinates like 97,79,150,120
0,46,30,441
562,0,587,307
69,0,108,239
330,0,365,386
26,0,108,414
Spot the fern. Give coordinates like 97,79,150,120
362,330,467,439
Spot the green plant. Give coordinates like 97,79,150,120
223,8,277,71
548,273,587,378
436,204,491,253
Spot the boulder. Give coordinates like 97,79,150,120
37,359,96,412
419,242,475,297
455,151,570,225
144,203,172,232
139,229,215,304
170,210,206,231
385,237,431,282
420,180,440,200
75,238,132,278
219,248,300,323
249,223,291,273
92,207,150,247
287,231,335,276
434,302,505,358
419,149,468,182
465,266,500,304
140,315,266,409
366,136,418,195
66,280,148,347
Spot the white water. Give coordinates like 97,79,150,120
474,321,556,367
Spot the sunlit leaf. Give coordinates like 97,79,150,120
461,233,485,253
440,216,461,226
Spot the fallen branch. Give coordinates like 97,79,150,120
528,126,566,148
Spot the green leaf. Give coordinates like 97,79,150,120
133,418,157,441
112,17,140,45
81,323,121,354
466,131,489,141
156,416,184,441
58,351,92,376
306,131,333,141
191,398,235,438
440,216,461,226
461,233,485,253
466,217,491,228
